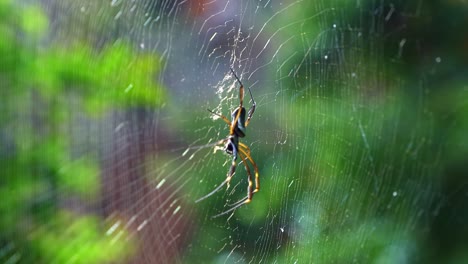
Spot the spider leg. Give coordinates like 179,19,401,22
245,102,256,127
211,197,249,218
195,161,236,203
184,139,227,153
225,151,253,206
230,67,245,108
230,66,242,85
229,68,245,135
196,142,238,203
211,151,254,218
239,150,254,202
195,176,231,203
227,141,238,188
239,142,251,155
239,143,259,194
207,109,230,126
230,67,256,127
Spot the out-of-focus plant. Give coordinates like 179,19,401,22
182,1,468,263
0,1,166,263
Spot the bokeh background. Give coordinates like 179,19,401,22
1,0,467,263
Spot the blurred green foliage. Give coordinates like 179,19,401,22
182,1,468,263
1,0,466,263
0,0,165,263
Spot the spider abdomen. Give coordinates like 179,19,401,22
231,107,246,137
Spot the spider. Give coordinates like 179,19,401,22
196,67,259,217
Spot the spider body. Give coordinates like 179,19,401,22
224,134,239,155
224,107,245,156
231,107,246,137
196,67,259,217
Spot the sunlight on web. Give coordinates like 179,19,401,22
17,0,451,263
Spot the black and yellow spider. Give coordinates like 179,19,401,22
196,67,259,217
